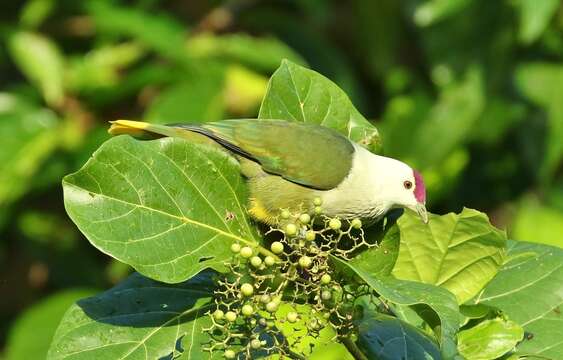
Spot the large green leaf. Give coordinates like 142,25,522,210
6,289,97,360
0,93,60,209
515,0,560,44
357,313,441,360
474,241,563,359
457,319,524,360
8,31,65,106
512,196,563,248
332,256,461,358
63,135,261,283
258,60,382,153
47,272,216,360
392,208,506,304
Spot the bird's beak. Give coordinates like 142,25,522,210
410,203,428,224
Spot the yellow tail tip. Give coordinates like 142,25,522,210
108,119,151,136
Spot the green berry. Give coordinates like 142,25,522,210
313,197,322,206
329,218,342,230
299,256,312,268
266,301,279,313
321,274,332,284
281,209,291,219
305,230,316,241
321,290,332,300
225,311,237,322
285,223,297,236
240,246,253,258
314,206,323,214
264,256,275,266
241,283,254,296
224,349,236,359
299,213,311,224
260,294,271,303
250,256,262,267
270,241,284,254
351,218,362,229
241,304,254,316
230,243,241,253
213,309,224,321
286,311,298,323
250,339,262,349
259,318,267,326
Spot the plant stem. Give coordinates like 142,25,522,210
342,337,369,360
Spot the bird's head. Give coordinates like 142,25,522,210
374,156,428,223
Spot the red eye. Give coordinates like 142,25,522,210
404,180,413,189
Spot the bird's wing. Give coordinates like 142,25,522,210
175,120,355,190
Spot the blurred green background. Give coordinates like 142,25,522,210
0,0,562,358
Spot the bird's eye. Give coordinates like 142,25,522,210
403,180,413,189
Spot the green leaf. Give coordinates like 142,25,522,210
8,31,65,106
145,66,225,124
47,272,216,360
357,313,441,360
66,42,145,92
332,256,461,358
512,195,563,248
87,1,187,61
414,0,472,27
6,289,97,360
475,241,563,359
274,303,353,359
63,135,262,283
348,223,401,278
457,318,524,360
0,93,60,208
20,0,55,28
187,33,306,72
392,208,507,304
515,63,563,181
258,60,382,153
515,0,560,44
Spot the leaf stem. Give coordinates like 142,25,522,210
342,337,369,360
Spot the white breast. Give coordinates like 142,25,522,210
319,145,392,220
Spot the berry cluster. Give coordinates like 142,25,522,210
203,198,376,359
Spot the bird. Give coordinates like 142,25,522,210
108,119,428,225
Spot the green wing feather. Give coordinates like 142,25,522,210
194,120,355,190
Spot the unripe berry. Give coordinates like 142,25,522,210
240,246,253,258
321,290,332,300
230,243,241,253
285,223,297,236
329,218,342,230
250,256,262,267
299,256,312,268
240,283,254,296
270,241,284,254
314,206,323,214
266,301,278,313
313,197,322,206
259,318,267,326
281,209,290,219
299,213,311,224
241,304,253,316
351,218,362,229
213,309,224,321
224,349,236,359
286,311,298,323
305,230,316,241
321,274,332,284
250,339,262,349
264,256,275,266
225,311,237,322
260,294,271,303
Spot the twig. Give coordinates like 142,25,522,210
342,337,369,360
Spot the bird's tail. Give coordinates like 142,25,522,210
108,120,215,144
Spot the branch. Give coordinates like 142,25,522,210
342,337,370,360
